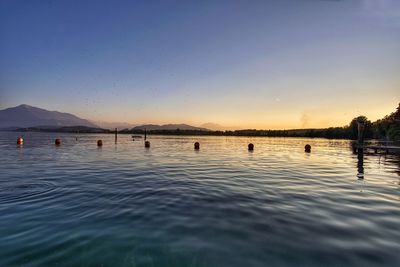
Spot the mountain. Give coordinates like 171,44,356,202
0,104,98,128
132,124,210,131
200,122,227,131
200,122,241,131
92,120,136,130
14,125,109,133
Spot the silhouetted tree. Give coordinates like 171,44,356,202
374,103,400,140
348,116,373,140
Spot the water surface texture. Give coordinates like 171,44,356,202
0,132,399,267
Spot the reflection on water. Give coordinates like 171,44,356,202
0,132,399,267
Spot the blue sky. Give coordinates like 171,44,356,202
0,0,399,129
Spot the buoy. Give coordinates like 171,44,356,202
145,141,150,148
55,138,61,146
194,142,200,150
305,144,311,153
248,143,254,151
97,140,103,147
16,137,23,145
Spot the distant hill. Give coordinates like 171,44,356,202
0,104,98,128
14,125,110,133
132,124,210,131
92,120,136,130
200,122,236,131
200,122,225,131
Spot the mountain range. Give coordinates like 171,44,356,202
0,104,211,131
0,104,98,129
131,124,209,131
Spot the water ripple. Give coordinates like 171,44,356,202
0,132,399,267
0,180,60,206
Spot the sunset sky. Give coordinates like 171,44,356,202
0,0,399,129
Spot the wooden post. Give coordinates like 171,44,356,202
144,128,147,141
115,128,117,144
145,141,150,148
357,120,365,146
357,147,364,179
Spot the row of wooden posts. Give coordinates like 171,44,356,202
15,136,312,152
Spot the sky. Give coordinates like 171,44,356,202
0,0,399,129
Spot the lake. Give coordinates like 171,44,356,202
0,132,399,267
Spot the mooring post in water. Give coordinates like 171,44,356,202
144,128,147,141
356,118,365,178
55,138,61,146
357,147,364,179
115,128,117,144
16,136,24,145
145,141,150,148
194,142,200,150
304,144,311,153
357,119,365,147
248,143,254,151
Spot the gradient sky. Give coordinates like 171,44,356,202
0,0,399,129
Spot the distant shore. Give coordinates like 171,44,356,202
0,126,371,140
2,102,399,141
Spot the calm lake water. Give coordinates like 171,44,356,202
0,132,399,267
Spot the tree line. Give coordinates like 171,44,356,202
128,103,400,140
